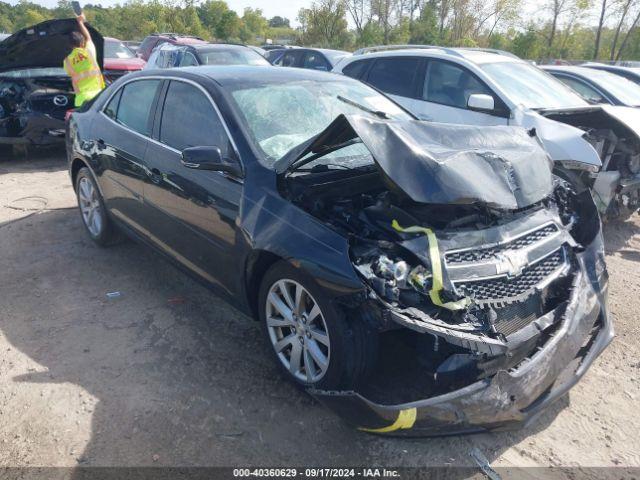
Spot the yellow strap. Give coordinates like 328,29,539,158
391,219,470,311
359,408,417,433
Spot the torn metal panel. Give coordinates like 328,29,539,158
277,114,553,210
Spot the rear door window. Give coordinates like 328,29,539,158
366,57,421,98
423,60,493,109
159,80,230,153
302,51,330,71
104,88,122,120
114,80,161,136
276,50,300,67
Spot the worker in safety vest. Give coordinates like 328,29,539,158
63,13,105,107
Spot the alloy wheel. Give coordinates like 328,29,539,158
78,177,103,237
265,279,331,383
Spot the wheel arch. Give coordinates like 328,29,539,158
244,249,285,321
70,157,89,190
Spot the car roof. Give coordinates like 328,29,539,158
151,65,356,87
343,46,519,66
150,34,206,45
307,48,350,55
189,43,253,51
542,65,594,75
595,63,640,71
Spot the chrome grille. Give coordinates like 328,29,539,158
445,224,559,264
455,249,565,302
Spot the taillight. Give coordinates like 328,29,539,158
65,109,75,122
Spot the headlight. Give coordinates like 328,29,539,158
559,159,601,174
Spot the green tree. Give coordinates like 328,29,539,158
511,25,543,59
242,8,268,43
268,16,290,28
298,0,349,48
410,5,439,44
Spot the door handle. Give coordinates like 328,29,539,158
147,167,163,184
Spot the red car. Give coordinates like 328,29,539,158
103,37,146,83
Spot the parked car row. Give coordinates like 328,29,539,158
144,42,270,69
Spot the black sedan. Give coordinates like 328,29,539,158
66,66,611,435
543,65,640,107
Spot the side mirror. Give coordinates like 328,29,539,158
181,146,242,177
467,93,495,112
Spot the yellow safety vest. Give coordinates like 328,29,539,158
63,47,105,107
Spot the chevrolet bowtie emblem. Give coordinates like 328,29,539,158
495,249,529,277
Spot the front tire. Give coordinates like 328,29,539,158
259,261,377,390
75,167,121,246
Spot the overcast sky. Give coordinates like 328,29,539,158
6,0,312,25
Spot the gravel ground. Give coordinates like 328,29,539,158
0,148,639,475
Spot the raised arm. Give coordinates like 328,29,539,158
75,13,91,46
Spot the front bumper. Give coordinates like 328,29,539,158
311,237,613,436
0,113,66,146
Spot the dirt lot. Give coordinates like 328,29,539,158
1,148,639,474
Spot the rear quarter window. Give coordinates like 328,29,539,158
342,60,369,79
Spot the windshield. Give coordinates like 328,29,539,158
228,79,411,167
105,40,135,59
0,68,68,78
587,68,640,106
199,49,270,66
481,61,588,109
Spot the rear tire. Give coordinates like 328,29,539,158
259,261,377,390
75,167,122,246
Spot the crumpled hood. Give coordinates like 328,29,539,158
277,114,554,210
600,104,640,139
0,19,103,73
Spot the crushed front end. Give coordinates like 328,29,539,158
282,115,612,435
314,193,611,435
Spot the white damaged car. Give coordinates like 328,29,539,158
334,46,640,219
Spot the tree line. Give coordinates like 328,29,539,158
2,0,640,61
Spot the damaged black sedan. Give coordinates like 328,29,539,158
66,66,612,435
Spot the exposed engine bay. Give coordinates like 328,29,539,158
0,75,74,144
278,114,608,414
0,18,103,148
286,166,588,401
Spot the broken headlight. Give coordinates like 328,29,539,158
356,251,432,305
